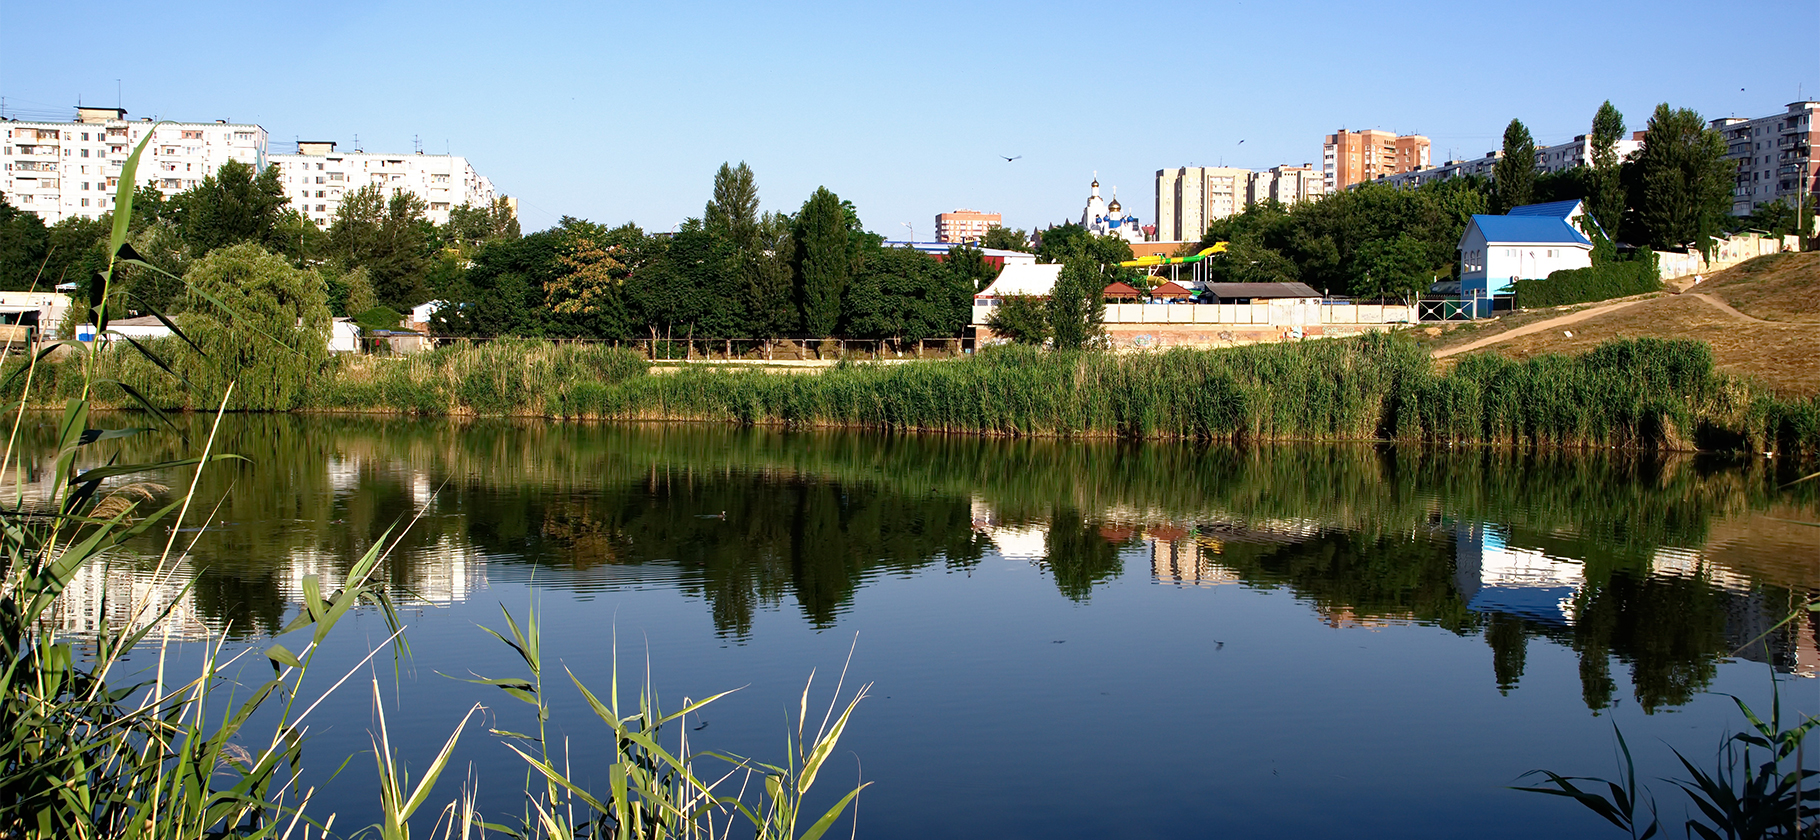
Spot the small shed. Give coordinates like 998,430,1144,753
1102,281,1143,302
367,329,432,355
1200,282,1323,304
107,315,176,340
1149,281,1192,302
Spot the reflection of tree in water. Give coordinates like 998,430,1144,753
1041,507,1124,601
1485,614,1528,695
459,470,991,637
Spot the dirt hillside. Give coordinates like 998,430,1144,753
1442,251,1820,395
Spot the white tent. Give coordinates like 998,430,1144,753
330,319,362,353
973,263,1062,301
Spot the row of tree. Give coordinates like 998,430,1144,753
432,163,1009,343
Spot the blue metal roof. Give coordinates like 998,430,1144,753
1507,200,1581,219
1468,214,1592,246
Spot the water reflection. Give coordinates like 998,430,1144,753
17,414,1820,713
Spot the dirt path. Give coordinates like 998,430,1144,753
1430,298,1654,359
1684,292,1787,325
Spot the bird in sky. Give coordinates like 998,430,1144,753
1001,155,1022,162
1237,139,1246,145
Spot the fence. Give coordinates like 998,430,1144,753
413,336,969,361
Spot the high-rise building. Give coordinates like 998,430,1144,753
268,142,498,227
1534,133,1643,175
1154,165,1326,242
0,106,267,224
935,209,1001,243
1154,166,1250,242
1247,164,1328,207
1709,101,1818,216
1322,129,1430,191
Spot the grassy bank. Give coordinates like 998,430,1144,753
10,334,1819,456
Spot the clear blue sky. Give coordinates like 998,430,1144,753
4,0,1815,236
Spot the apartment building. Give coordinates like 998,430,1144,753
1154,166,1250,242
268,142,497,227
1322,129,1430,191
1247,164,1327,207
1153,164,1327,241
1534,133,1643,174
0,106,267,224
1710,101,1818,216
935,208,1001,243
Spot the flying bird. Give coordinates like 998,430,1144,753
1001,155,1022,162
1237,139,1246,145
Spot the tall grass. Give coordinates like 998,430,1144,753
313,340,650,416
536,336,1818,457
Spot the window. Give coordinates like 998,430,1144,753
315,205,326,212
80,149,88,157
81,182,88,190
81,199,89,207
181,130,202,140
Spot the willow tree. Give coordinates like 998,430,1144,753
173,243,332,410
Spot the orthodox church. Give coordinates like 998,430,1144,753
1079,177,1144,243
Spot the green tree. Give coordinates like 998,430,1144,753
979,226,1031,253
945,243,1000,292
744,211,797,337
1046,257,1104,350
1586,101,1628,239
168,160,290,254
442,197,521,252
983,294,1048,345
1492,119,1537,213
0,196,51,291
1351,235,1435,300
41,216,110,294
793,187,848,336
1727,198,1813,240
842,246,969,342
1627,103,1734,254
327,185,433,309
174,243,332,410
704,162,760,251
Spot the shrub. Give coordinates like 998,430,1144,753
1514,253,1661,308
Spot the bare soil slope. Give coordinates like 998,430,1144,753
1687,251,1820,322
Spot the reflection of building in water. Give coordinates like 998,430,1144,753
1649,547,1754,592
50,558,211,641
970,497,1049,561
1454,524,1584,625
284,536,486,606
1146,528,1240,587
1726,587,1820,678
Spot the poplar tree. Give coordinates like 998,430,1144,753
704,161,759,251
793,187,847,336
1046,257,1104,350
1492,119,1537,214
1630,104,1733,254
1586,101,1628,240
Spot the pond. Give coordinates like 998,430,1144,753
26,415,1820,838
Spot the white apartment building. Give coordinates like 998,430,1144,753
1534,133,1643,174
268,141,497,227
1247,164,1327,207
1710,101,1818,216
0,106,266,224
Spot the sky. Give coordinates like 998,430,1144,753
3,0,1816,236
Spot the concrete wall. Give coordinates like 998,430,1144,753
972,301,1414,328
1655,231,1801,280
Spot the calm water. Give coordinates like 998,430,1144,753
25,415,1820,838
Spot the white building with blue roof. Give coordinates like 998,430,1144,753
1457,200,1595,303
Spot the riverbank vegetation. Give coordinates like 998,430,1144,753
10,332,1820,459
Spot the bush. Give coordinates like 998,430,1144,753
1514,254,1661,308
